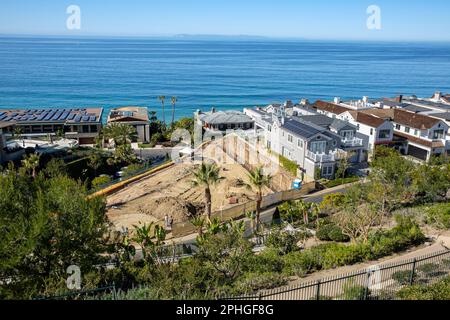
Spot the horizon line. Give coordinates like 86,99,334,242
1,33,450,43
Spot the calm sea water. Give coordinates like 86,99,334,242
0,36,450,122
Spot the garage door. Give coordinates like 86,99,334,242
408,145,428,161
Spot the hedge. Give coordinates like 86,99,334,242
278,154,299,177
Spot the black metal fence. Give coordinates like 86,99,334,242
221,249,450,300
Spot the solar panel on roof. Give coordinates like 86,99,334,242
44,111,56,121
74,115,82,122
67,113,76,121
59,112,69,121
52,111,62,120
3,117,12,121
37,112,48,121
89,116,96,122
82,116,90,122
0,115,6,121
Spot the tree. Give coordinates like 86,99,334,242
102,123,137,147
195,221,252,281
333,203,384,243
171,96,177,129
21,153,40,178
296,200,313,225
191,163,224,224
158,96,166,127
0,171,111,299
43,158,67,178
190,215,205,238
87,152,103,176
335,151,353,181
246,167,272,232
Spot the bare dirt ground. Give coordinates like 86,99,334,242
106,140,275,231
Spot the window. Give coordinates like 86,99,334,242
267,125,272,132
310,141,326,154
267,141,271,150
322,166,333,176
298,139,303,148
433,129,445,139
378,130,391,139
414,129,418,136
90,125,98,133
288,134,293,143
405,127,410,134
370,128,373,135
82,125,89,133
356,124,360,130
341,130,354,140
395,124,401,130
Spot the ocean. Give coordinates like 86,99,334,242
0,36,450,122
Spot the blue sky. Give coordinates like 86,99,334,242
0,0,449,41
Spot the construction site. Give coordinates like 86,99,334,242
106,135,298,234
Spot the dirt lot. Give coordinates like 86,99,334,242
106,140,276,231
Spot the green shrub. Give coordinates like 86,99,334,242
249,248,285,274
392,270,413,285
342,282,369,300
233,272,288,294
316,224,350,242
278,154,298,177
265,228,308,255
397,277,450,300
424,202,450,229
324,176,360,188
282,249,323,277
91,175,112,189
123,163,145,177
417,263,439,276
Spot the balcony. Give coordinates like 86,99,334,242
341,137,363,148
306,150,335,163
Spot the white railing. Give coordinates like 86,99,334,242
306,150,335,163
341,137,363,147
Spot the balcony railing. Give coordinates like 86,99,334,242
341,137,363,147
306,150,335,163
306,149,348,163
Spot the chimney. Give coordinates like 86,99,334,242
211,107,216,113
334,97,341,104
433,91,442,101
300,98,310,105
397,95,403,103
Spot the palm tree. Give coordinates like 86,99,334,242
87,152,103,176
132,222,154,260
190,215,205,237
171,96,177,129
102,123,137,146
21,153,40,178
191,162,224,224
158,96,166,127
296,200,312,225
246,167,272,231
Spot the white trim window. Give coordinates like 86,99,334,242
288,134,293,143
298,139,304,149
322,166,333,176
310,141,326,154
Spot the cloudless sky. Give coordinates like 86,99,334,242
0,0,449,41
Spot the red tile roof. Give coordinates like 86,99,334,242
313,100,350,115
362,108,440,130
347,111,386,127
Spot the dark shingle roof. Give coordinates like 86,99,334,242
281,119,322,139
